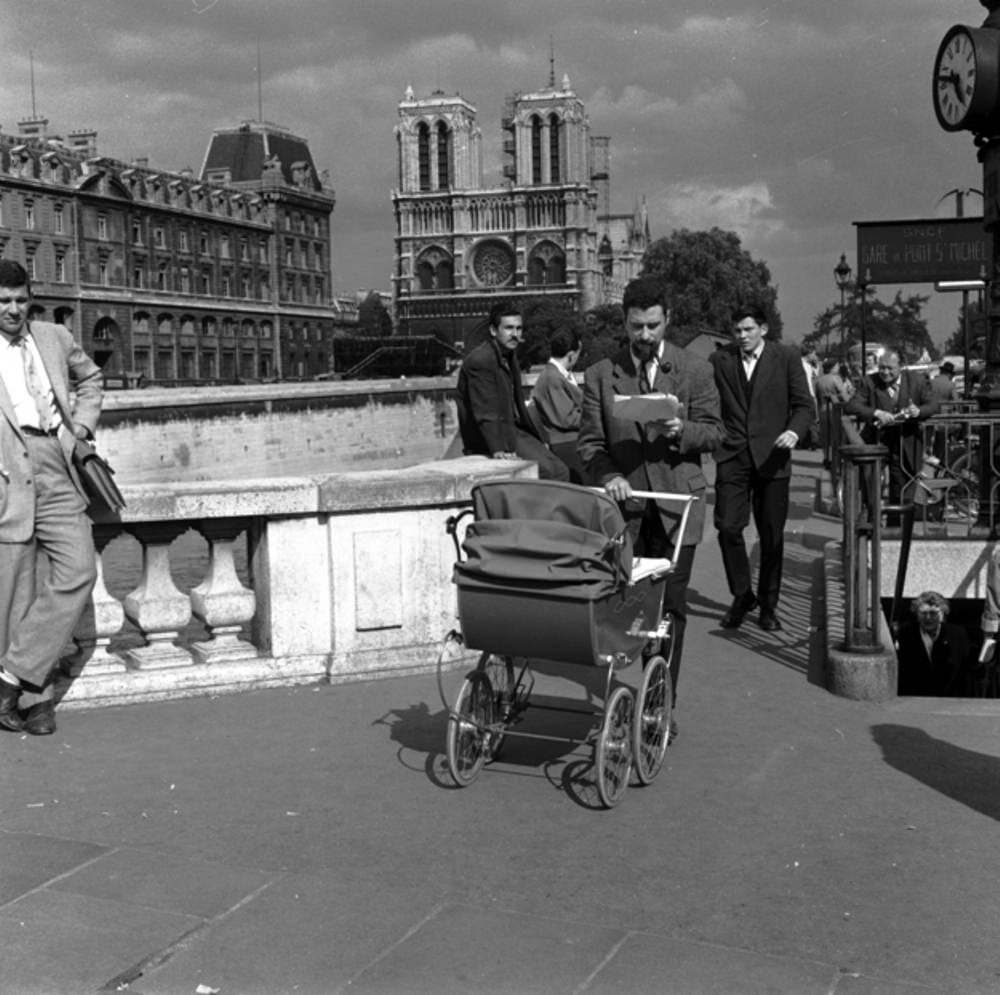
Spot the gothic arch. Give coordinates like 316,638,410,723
527,240,566,286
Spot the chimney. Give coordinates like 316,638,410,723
68,129,98,156
18,116,48,141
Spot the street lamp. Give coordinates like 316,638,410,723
834,253,852,358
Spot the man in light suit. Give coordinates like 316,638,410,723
531,326,584,481
578,277,724,724
710,305,814,631
455,300,569,481
0,260,103,735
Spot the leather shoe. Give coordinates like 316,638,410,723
720,591,759,629
0,680,24,733
758,611,783,632
668,718,679,744
24,702,56,736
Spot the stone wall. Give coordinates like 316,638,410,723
97,377,460,484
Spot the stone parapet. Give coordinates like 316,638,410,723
59,456,537,709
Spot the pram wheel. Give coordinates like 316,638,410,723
446,671,494,786
633,654,672,785
595,686,634,808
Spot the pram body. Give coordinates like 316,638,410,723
445,478,694,808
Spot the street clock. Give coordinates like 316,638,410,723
933,25,1000,132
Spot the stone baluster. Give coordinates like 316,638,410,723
190,519,258,664
67,524,128,677
123,522,194,668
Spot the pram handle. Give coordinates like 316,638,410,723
591,487,698,563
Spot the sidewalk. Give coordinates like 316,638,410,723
4,452,1000,994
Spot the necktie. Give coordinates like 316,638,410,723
639,362,654,394
17,338,52,430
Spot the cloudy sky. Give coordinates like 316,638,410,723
0,0,989,346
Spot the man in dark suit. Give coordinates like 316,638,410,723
0,260,103,736
845,349,938,511
578,276,724,722
710,305,815,631
455,300,569,481
895,590,970,696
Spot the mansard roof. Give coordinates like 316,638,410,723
201,122,322,191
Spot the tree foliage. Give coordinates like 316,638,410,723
942,295,987,358
639,228,783,343
357,292,393,338
806,284,933,363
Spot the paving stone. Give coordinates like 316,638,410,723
0,831,108,905
49,845,276,919
347,903,625,995
0,889,199,995
584,932,839,994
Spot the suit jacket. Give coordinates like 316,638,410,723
577,341,724,547
896,620,969,696
844,370,938,470
530,362,583,445
455,338,540,456
709,340,815,478
0,320,103,541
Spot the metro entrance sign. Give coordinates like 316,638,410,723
854,218,990,285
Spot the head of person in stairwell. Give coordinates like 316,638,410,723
0,260,30,342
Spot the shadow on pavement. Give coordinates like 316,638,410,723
706,542,827,686
872,723,1000,822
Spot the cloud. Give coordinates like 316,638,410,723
653,181,783,242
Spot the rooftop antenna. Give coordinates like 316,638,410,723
256,36,263,122
548,35,555,87
30,49,37,117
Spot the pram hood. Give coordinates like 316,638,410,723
455,480,633,597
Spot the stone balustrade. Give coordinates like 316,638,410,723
58,456,537,709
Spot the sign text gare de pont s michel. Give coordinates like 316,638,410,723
854,218,991,285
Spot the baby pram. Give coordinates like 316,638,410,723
444,478,695,808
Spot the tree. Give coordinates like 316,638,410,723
640,228,783,344
806,284,933,363
942,294,987,359
358,292,393,338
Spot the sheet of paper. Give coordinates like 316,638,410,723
612,393,680,423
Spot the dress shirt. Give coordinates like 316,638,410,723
741,345,763,380
920,627,939,661
547,357,576,384
630,343,664,393
0,333,61,431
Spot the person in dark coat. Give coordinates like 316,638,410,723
896,590,970,696
709,305,815,631
845,349,938,512
455,300,569,481
578,276,723,723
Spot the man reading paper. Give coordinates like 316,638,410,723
578,277,723,737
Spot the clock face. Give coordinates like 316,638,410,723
934,28,977,129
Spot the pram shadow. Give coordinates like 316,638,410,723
707,543,827,686
380,660,643,811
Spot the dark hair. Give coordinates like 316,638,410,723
622,276,669,315
548,326,582,359
731,303,768,326
0,260,30,290
822,358,837,373
488,299,522,328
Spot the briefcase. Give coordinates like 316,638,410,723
72,439,127,515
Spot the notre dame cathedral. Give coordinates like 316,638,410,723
391,69,649,346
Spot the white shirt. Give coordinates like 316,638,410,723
742,345,763,380
547,356,577,384
0,333,61,431
631,342,664,391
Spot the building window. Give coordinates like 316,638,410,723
241,274,251,298
180,266,191,293
261,321,273,340
285,240,294,267
99,259,110,285
97,214,108,240
157,265,169,291
202,351,217,378
220,234,230,259
24,202,35,230
301,241,310,267
240,237,249,261
549,113,561,183
417,122,431,192
134,348,150,377
258,238,268,263
437,121,450,189
55,252,66,283
133,267,144,289
200,270,211,294
54,205,64,234
179,229,190,252
222,273,231,297
531,116,543,185
132,221,143,244
154,226,166,248
25,252,36,280
314,245,323,270
199,231,209,254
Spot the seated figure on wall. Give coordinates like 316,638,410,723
895,590,970,697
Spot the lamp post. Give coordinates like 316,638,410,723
834,253,852,358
